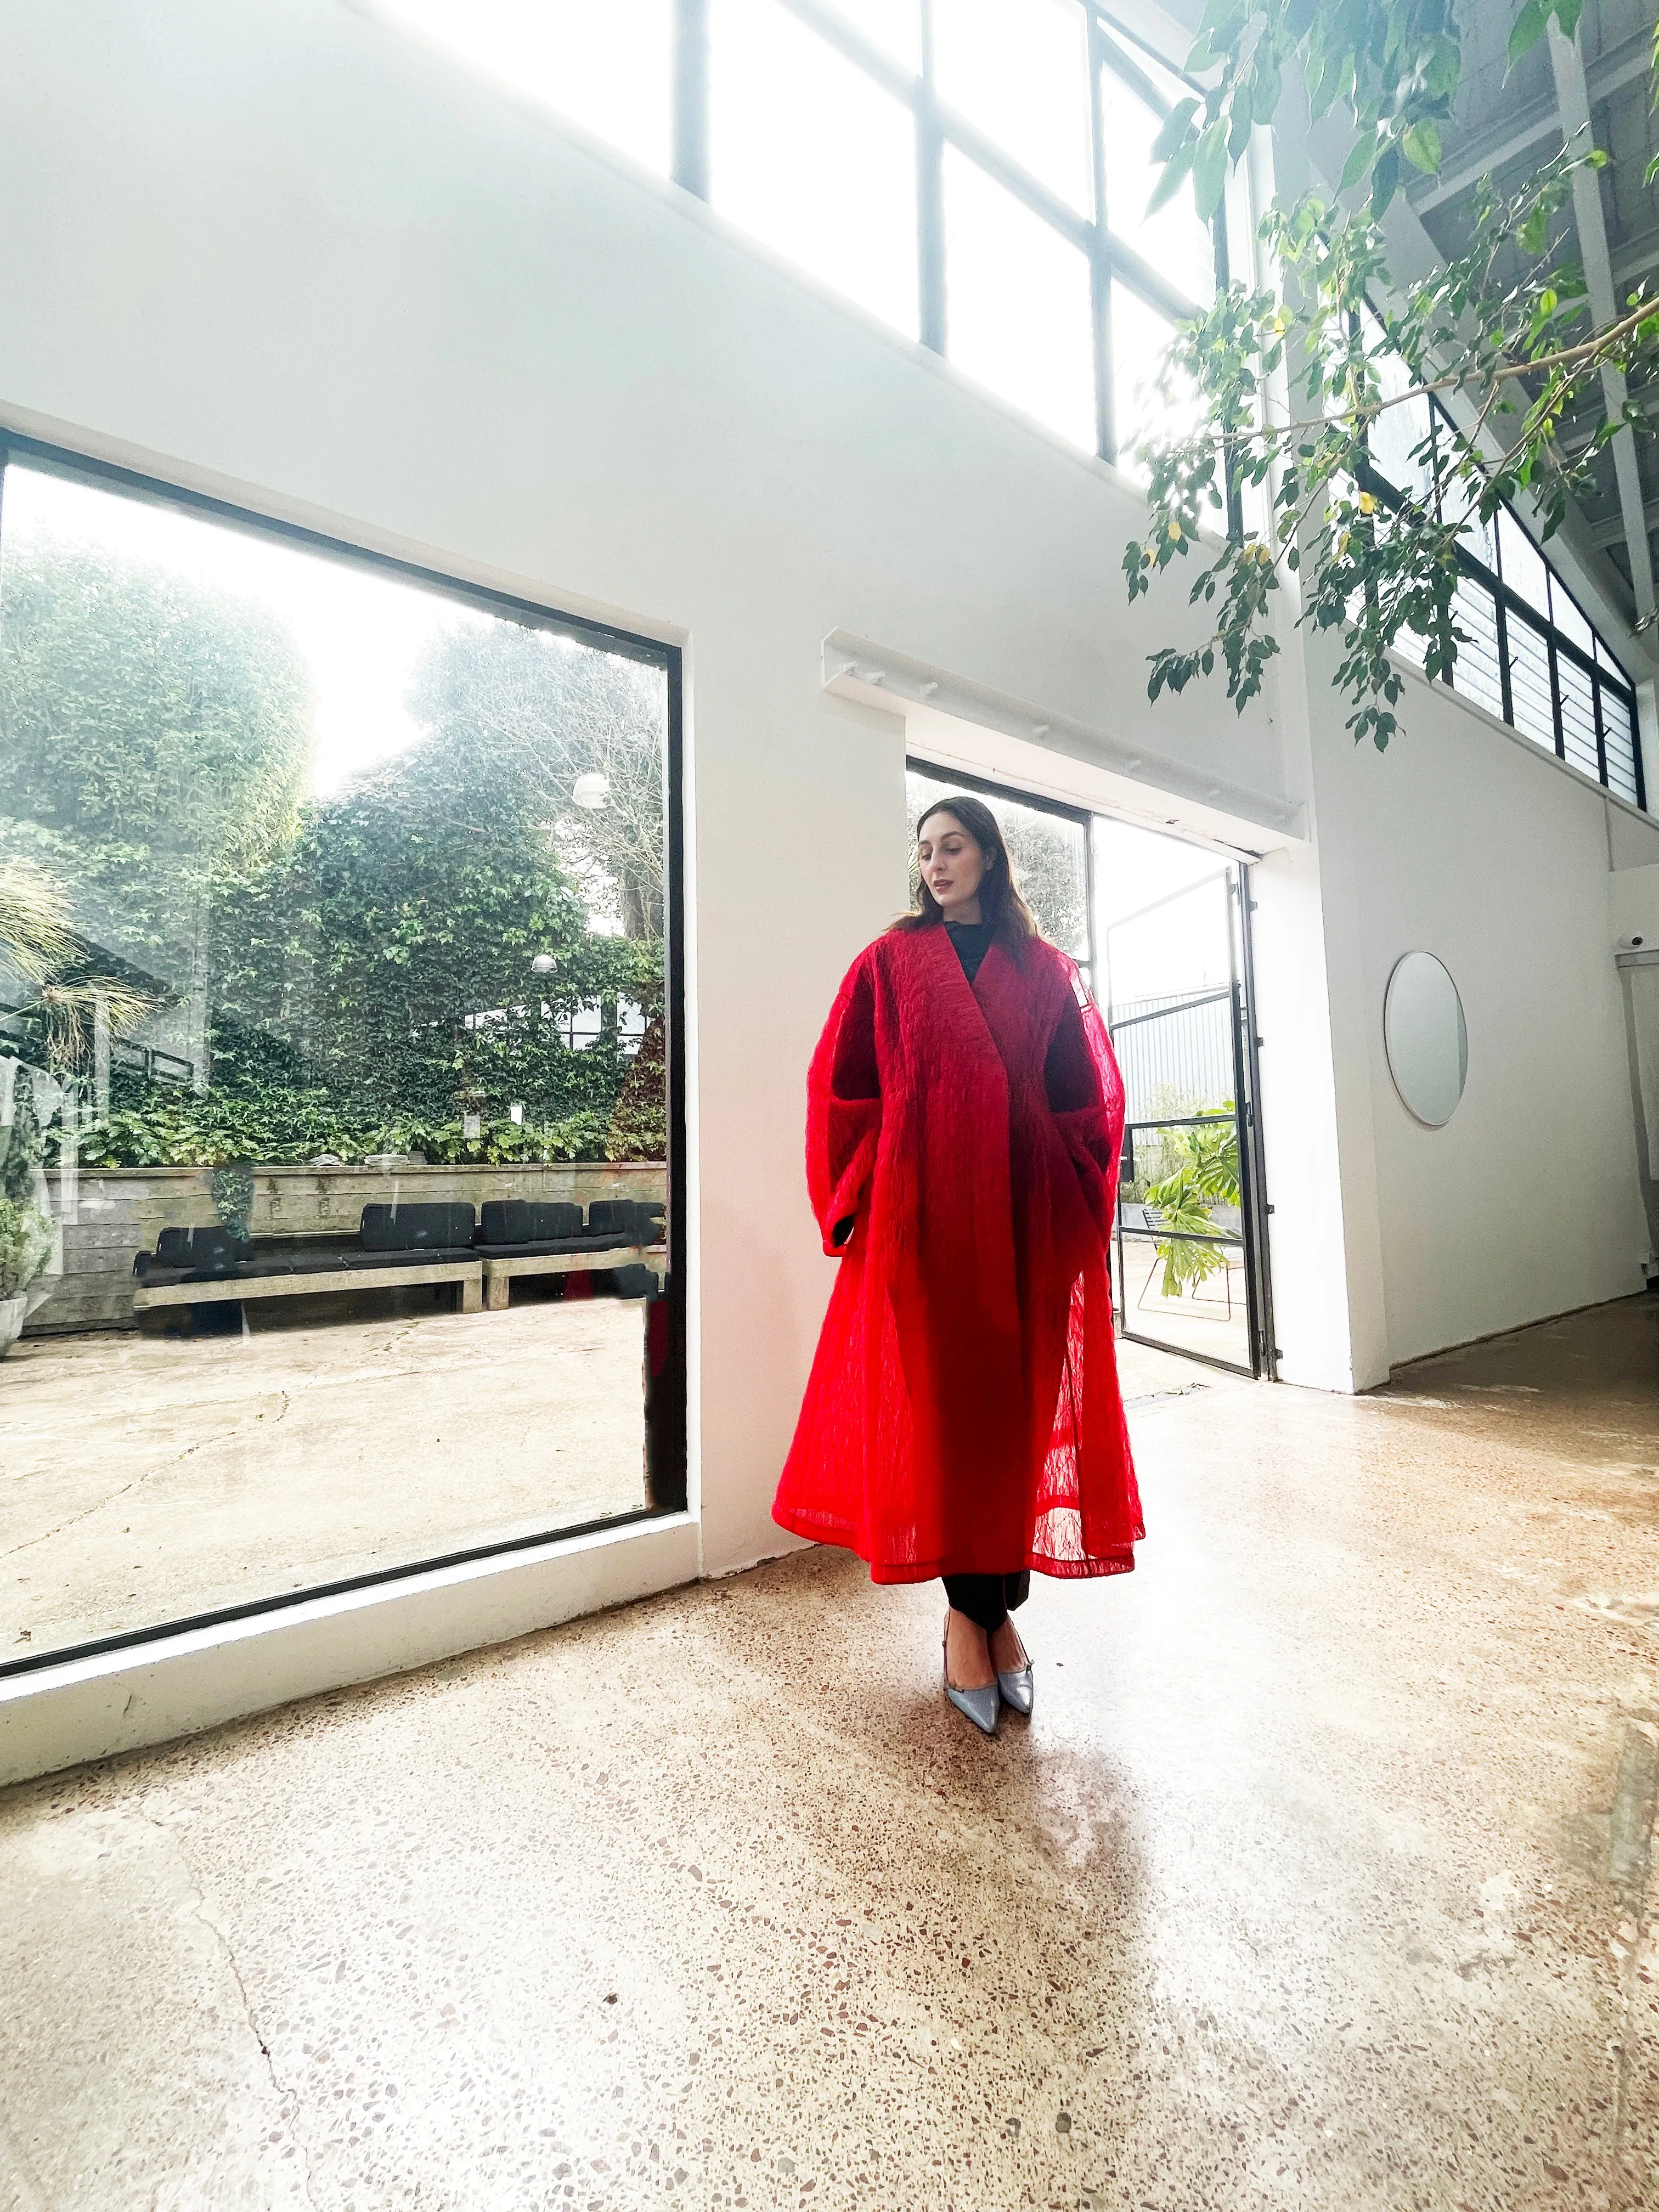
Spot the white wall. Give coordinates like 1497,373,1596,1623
1310,657,1659,1367
0,0,1651,1611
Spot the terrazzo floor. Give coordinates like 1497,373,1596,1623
3,1299,1657,2211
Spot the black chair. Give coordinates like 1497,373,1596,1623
586,1198,640,1240
359,1202,476,1252
477,1199,585,1246
148,1225,251,1277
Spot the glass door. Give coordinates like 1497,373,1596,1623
1098,827,1269,1376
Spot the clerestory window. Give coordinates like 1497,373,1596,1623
365,1,1220,465
1358,328,1644,809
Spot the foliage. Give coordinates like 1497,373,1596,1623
4,534,670,1165
1145,1108,1241,1300
407,623,667,938
1157,0,1582,224
1,1065,45,1205
0,535,312,865
0,856,159,1074
209,760,658,1126
0,1193,54,1299
0,536,312,981
59,1079,618,1170
605,995,668,1164
1127,0,1657,753
0,858,76,981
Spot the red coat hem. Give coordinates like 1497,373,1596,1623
770,1503,1138,1583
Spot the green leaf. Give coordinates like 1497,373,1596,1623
1151,97,1200,164
1147,135,1198,216
1401,120,1442,173
1340,128,1379,191
1506,0,1550,71
1423,34,1462,98
1369,145,1402,217
1550,0,1584,39
1192,123,1229,217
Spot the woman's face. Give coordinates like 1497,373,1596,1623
917,811,990,920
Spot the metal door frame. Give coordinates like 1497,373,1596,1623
1104,865,1273,1380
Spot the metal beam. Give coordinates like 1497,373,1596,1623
1409,29,1654,215
1548,23,1657,626
1588,499,1659,552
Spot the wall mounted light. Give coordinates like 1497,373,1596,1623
573,772,610,810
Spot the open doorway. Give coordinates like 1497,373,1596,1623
905,759,1274,1380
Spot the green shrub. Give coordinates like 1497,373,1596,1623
55,1087,631,1170
0,1195,54,1299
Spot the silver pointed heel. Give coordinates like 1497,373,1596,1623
942,1620,998,1736
995,1624,1034,1716
996,1663,1034,1717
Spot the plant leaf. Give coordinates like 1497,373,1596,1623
1340,128,1379,191
1147,134,1198,215
1401,120,1442,173
1507,0,1550,70
1192,123,1229,217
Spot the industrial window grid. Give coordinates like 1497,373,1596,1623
670,0,1222,466
1359,391,1645,810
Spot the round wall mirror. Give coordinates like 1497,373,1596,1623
1384,952,1468,1127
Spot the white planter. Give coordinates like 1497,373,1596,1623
0,1296,25,1358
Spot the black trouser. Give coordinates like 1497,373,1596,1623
943,1571,1030,1633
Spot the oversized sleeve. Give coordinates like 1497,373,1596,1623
805,952,882,1258
1043,964,1126,1248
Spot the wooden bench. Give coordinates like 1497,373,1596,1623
132,1252,486,1314
479,1241,668,1311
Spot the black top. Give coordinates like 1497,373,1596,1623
944,918,994,984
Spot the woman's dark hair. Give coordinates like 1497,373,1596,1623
894,792,1040,946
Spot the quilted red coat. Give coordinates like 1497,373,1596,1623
772,923,1142,1582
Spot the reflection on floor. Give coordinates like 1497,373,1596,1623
1118,1246,1252,1369
0,1294,647,1661
3,1299,1657,2210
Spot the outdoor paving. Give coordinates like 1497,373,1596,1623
2,1299,1656,2208
0,1294,648,1661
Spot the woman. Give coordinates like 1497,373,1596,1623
772,793,1142,1735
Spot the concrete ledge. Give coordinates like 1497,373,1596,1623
0,1510,699,1788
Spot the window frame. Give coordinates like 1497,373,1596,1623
1356,394,1646,811
676,0,1221,464
0,429,689,1683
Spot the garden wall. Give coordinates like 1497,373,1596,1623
27,1159,668,1335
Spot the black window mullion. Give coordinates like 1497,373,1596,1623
1592,675,1609,787
1547,633,1566,761
1085,7,1114,463
1494,592,1514,728
917,0,945,354
671,0,709,200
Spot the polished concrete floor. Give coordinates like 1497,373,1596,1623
1,1296,648,1662
3,1300,1657,2211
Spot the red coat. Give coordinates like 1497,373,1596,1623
772,924,1142,1582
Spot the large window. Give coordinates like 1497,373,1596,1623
0,444,682,1672
371,0,1219,466
1360,353,1645,809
